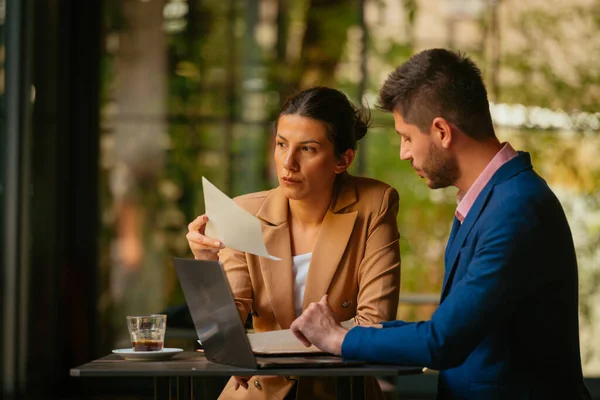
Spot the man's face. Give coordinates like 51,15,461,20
393,110,458,189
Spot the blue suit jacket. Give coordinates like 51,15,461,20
342,153,591,399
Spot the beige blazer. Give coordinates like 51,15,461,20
218,173,401,400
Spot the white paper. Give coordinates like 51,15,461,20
246,330,325,355
202,177,281,260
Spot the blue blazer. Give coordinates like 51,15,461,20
342,153,591,399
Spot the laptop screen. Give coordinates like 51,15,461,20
173,258,258,369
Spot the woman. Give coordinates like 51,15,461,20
186,87,401,400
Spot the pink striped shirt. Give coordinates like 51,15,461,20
455,142,518,223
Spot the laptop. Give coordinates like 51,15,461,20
172,257,365,369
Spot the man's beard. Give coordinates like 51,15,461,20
420,142,459,189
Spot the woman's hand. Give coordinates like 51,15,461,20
186,215,224,260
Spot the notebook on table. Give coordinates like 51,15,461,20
172,257,365,369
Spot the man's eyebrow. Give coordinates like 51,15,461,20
395,130,407,137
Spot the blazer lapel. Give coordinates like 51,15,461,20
260,223,296,328
441,185,494,301
442,216,461,296
302,210,358,309
302,174,358,309
255,188,295,328
445,216,461,262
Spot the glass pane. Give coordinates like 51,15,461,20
98,0,600,378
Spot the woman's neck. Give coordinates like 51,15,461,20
288,189,333,228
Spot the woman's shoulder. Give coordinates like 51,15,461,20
232,188,275,214
335,174,398,215
345,174,397,198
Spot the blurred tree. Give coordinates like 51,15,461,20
490,0,600,371
299,0,357,87
500,1,600,112
99,0,169,350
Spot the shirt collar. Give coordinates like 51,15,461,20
455,142,518,222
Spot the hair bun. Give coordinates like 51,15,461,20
278,86,372,155
354,106,371,142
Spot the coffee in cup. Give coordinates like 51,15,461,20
126,314,167,352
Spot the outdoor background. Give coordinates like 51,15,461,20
96,0,600,377
2,1,599,398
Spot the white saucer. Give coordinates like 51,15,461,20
112,348,183,361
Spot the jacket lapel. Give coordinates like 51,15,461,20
440,186,493,301
445,216,461,263
302,210,358,309
260,224,296,328
302,175,358,310
255,188,295,328
440,152,534,301
442,216,461,296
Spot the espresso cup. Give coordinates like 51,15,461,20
126,314,167,352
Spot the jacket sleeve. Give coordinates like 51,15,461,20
343,201,540,369
354,186,401,326
218,246,252,324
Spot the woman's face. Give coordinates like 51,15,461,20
274,114,349,201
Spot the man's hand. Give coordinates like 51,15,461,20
290,295,348,356
233,376,251,390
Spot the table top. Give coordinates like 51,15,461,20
70,352,425,378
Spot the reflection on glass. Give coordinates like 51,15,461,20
98,0,600,376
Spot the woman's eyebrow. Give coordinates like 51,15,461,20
299,140,321,145
276,134,321,145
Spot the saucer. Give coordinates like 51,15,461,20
112,348,183,361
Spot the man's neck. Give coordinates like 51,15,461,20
454,139,504,194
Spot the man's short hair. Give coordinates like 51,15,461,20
378,48,495,140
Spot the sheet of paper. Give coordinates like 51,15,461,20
202,176,281,260
198,320,358,355
246,329,326,355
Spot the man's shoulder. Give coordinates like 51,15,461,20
482,169,565,229
492,168,555,206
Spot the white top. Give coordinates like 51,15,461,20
292,253,312,317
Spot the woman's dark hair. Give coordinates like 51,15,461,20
277,87,371,157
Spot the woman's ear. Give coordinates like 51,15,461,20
334,149,355,174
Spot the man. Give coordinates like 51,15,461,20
290,48,591,399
